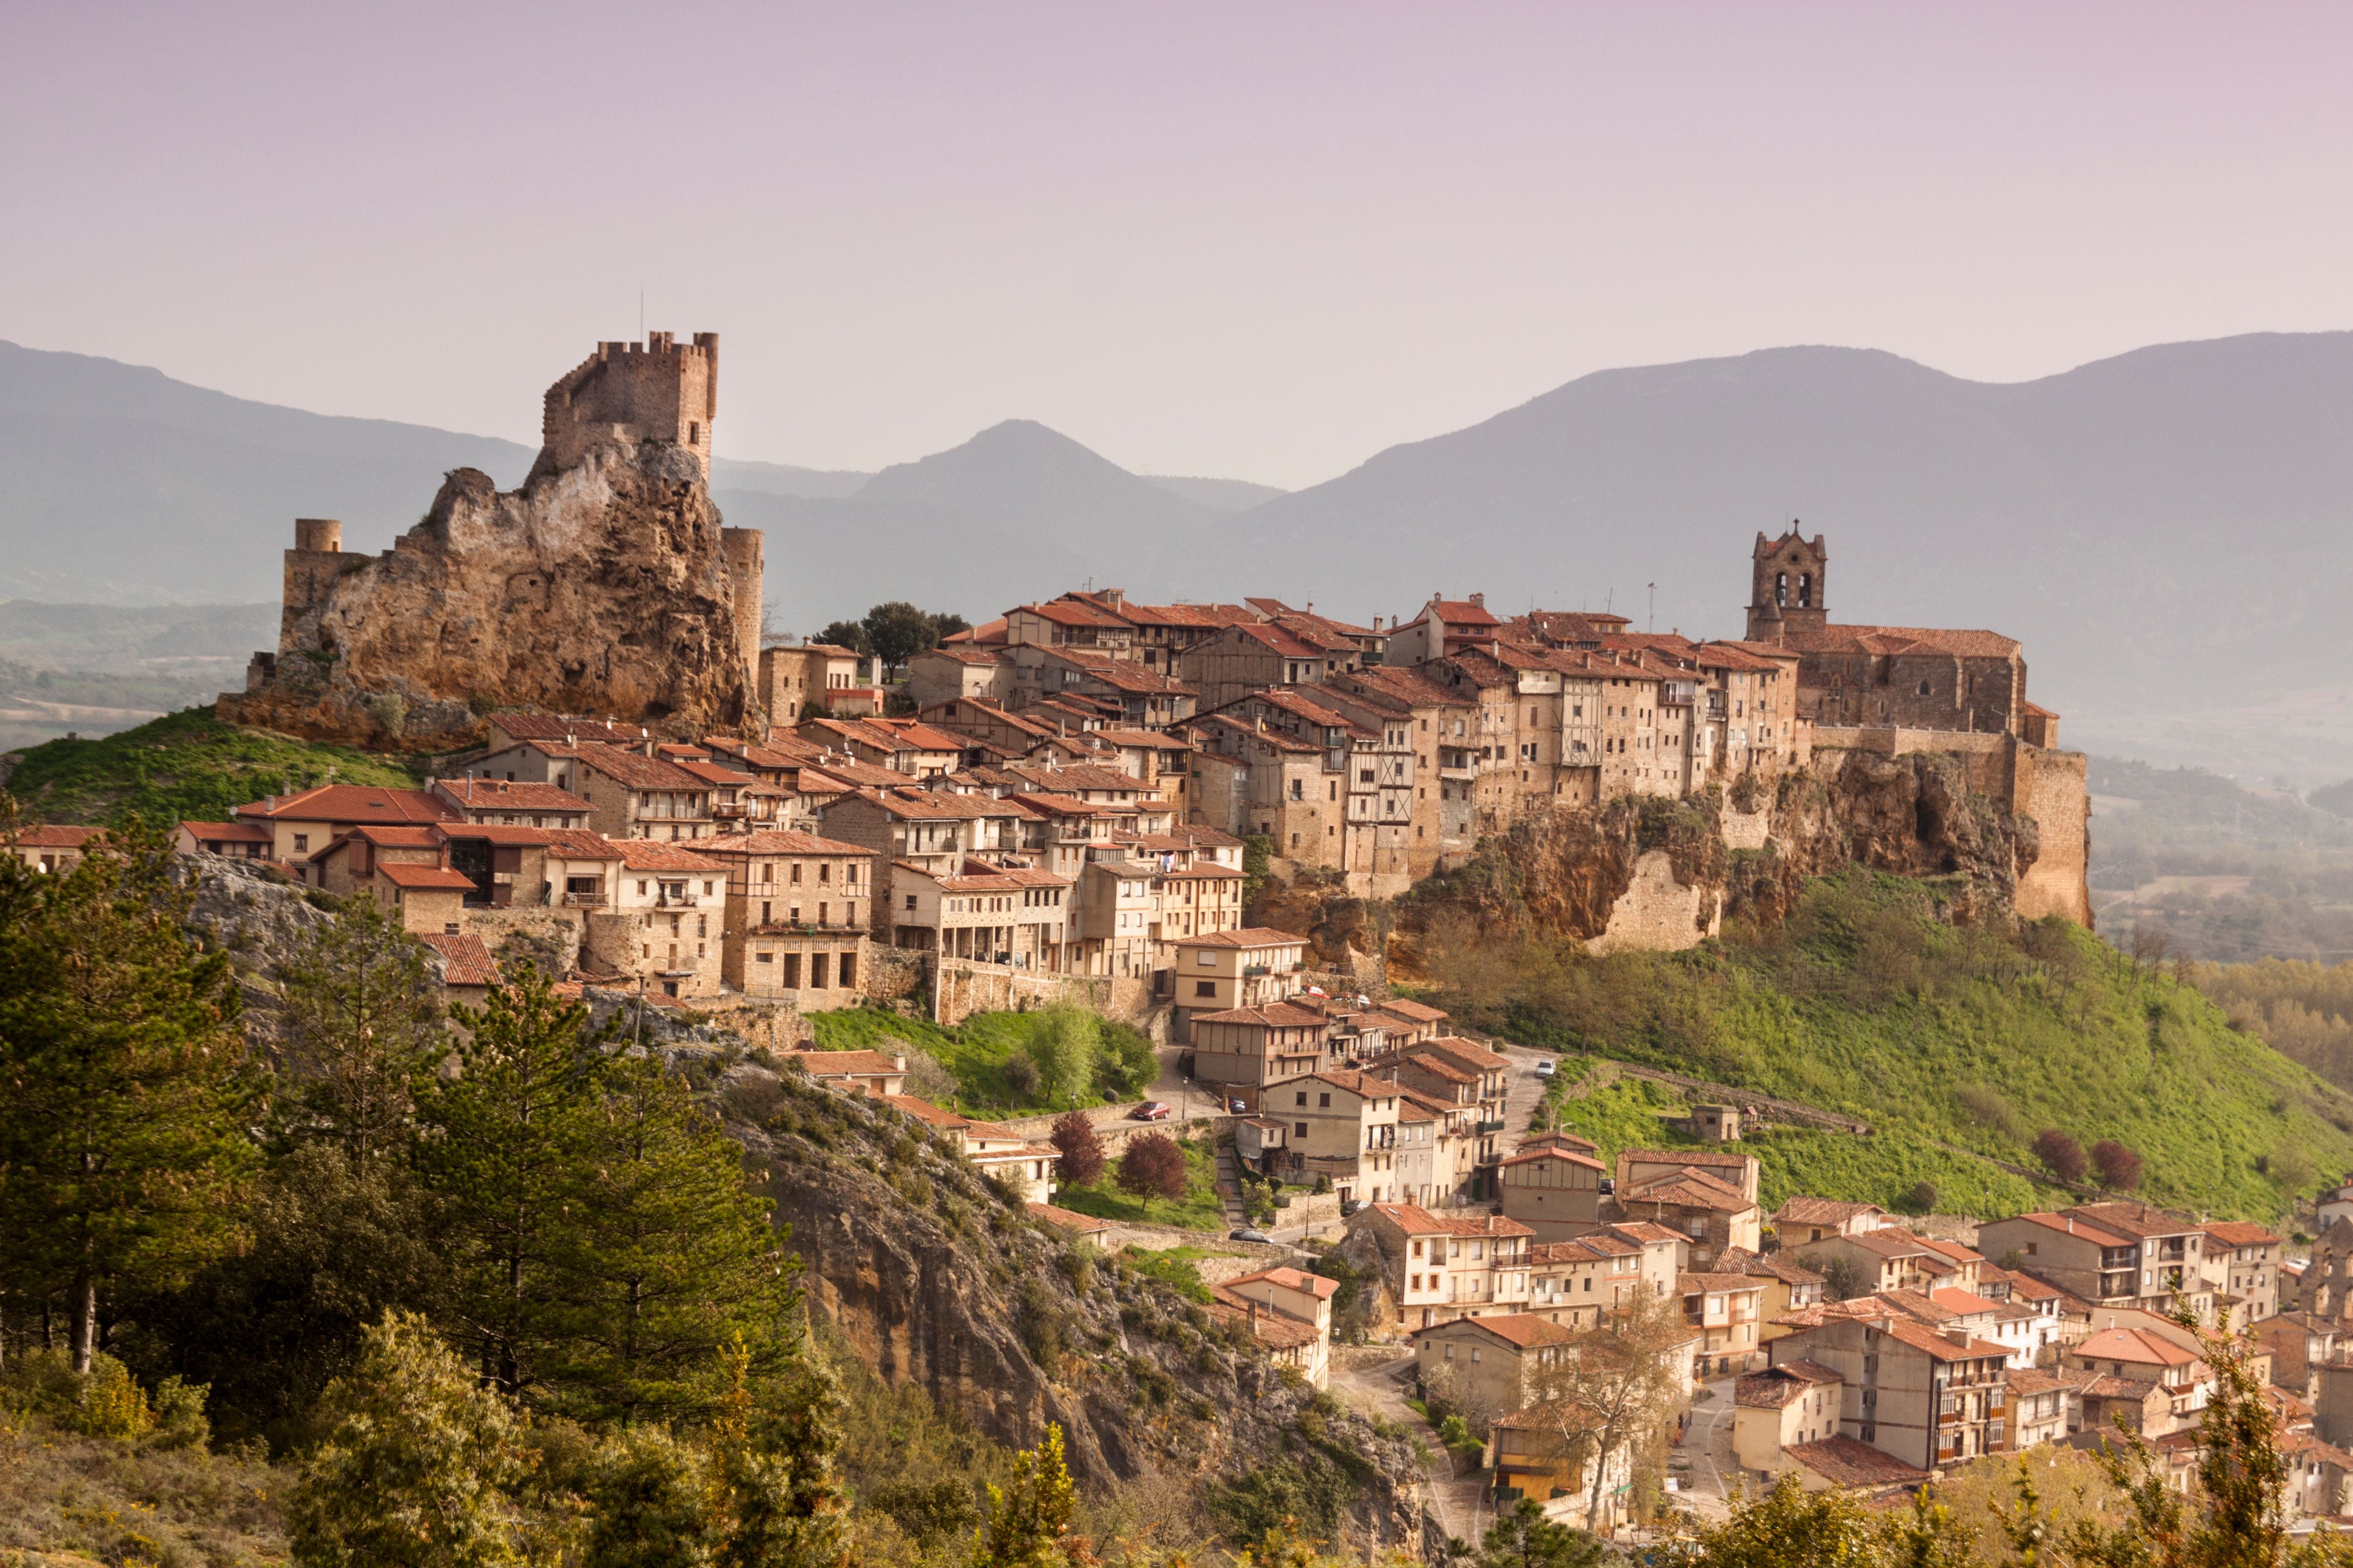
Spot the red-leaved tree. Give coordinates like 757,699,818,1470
1048,1110,1105,1188
1115,1132,1189,1219
2035,1128,2088,1185
2092,1139,2144,1193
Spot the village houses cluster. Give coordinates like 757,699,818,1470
5,516,2133,1540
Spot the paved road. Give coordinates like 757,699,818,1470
1675,1377,1740,1522
1328,1349,1487,1547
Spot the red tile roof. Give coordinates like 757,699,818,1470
12,823,105,848
697,828,874,858
1786,1435,1930,1489
177,820,273,845
236,785,459,826
540,828,626,860
436,778,592,812
1174,926,1307,950
611,840,730,872
571,744,711,792
418,931,499,986
376,863,480,891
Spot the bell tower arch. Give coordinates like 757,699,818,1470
1747,524,1828,641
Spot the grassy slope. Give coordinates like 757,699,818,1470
1480,872,2353,1222
0,1413,285,1565
1052,1136,1225,1231
807,1004,1152,1119
3,708,420,826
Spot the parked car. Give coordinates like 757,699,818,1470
1228,1097,1249,1114
1130,1101,1172,1121
1534,1059,1557,1079
1599,1177,1615,1196
1229,1227,1272,1244
1340,1198,1366,1217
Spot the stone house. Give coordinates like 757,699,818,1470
1169,927,1310,1040
1378,1037,1514,1182
1350,1203,1535,1330
2260,1314,2347,1402
906,647,1016,711
173,820,273,860
2202,1219,2285,1331
1409,1311,1576,1430
1683,1272,1770,1377
760,641,866,718
890,858,1071,972
1260,1069,1404,1206
565,744,717,842
1375,997,1452,1043
481,714,654,754
1494,1143,1608,1241
1189,717,1332,860
230,783,460,877
584,840,730,998
1218,1267,1338,1388
431,776,593,830
1773,1198,1889,1247
418,930,499,1010
880,1095,1058,1204
1770,1315,2011,1471
363,861,480,935
816,787,1025,946
1191,1003,1331,1099
1977,1203,2214,1319
693,828,877,1007
2003,1367,2074,1448
1791,1228,1949,1297
774,1049,907,1097
306,824,447,899
1524,1230,1652,1326
1716,1248,1826,1343
1004,644,1196,728
2064,1325,2211,1439
541,828,626,914
1734,1361,1847,1476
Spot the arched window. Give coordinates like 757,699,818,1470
1798,573,1813,607
1775,572,1788,605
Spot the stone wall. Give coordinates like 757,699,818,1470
861,944,927,1006
931,957,1115,1028
457,904,583,973
2012,743,2092,925
1589,848,1721,955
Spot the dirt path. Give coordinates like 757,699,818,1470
1328,1349,1487,1546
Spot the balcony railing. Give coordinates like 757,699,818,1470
1476,1119,1508,1135
562,890,610,907
655,892,699,908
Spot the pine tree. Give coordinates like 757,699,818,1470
554,1050,802,1425
272,893,446,1161
415,963,610,1398
0,812,259,1372
286,1309,532,1568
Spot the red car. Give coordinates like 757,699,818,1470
1129,1101,1172,1121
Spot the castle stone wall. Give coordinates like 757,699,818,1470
1588,849,1720,955
2011,744,2092,925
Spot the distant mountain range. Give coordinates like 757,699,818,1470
6,331,2353,741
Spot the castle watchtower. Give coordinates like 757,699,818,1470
1745,524,1828,642
279,517,372,655
535,331,718,479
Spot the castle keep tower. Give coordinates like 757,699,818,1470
535,331,719,479
1746,524,1828,641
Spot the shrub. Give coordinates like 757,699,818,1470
2034,1128,2088,1184
1048,1110,1106,1186
1116,1132,1190,1218
1907,1180,1940,1214
999,1048,1041,1102
2091,1139,2144,1192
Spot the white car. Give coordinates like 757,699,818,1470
1534,1059,1557,1079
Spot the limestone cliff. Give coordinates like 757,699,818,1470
1275,747,2052,979
218,334,761,751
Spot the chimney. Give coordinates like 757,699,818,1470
895,1054,908,1072
1944,1329,1972,1349
1468,593,1485,609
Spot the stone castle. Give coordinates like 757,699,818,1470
219,333,763,750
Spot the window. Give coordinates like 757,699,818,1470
1195,980,1217,997
1318,1092,1331,1108
1197,951,1216,967
293,833,310,852
755,950,772,963
1295,1092,1307,1107
1295,1122,1308,1137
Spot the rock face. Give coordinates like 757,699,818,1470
1349,746,2050,977
218,334,762,751
721,1064,1434,1554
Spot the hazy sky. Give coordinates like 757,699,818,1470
6,3,2351,487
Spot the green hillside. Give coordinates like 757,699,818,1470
1,707,420,826
1445,870,2353,1223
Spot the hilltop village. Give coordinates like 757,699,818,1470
29,334,2330,1546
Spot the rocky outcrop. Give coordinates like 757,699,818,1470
720,1063,1432,1552
1301,748,2045,977
218,440,758,751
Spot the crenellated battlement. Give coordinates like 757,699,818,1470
536,330,719,479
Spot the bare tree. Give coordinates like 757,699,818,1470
1517,1288,1694,1531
